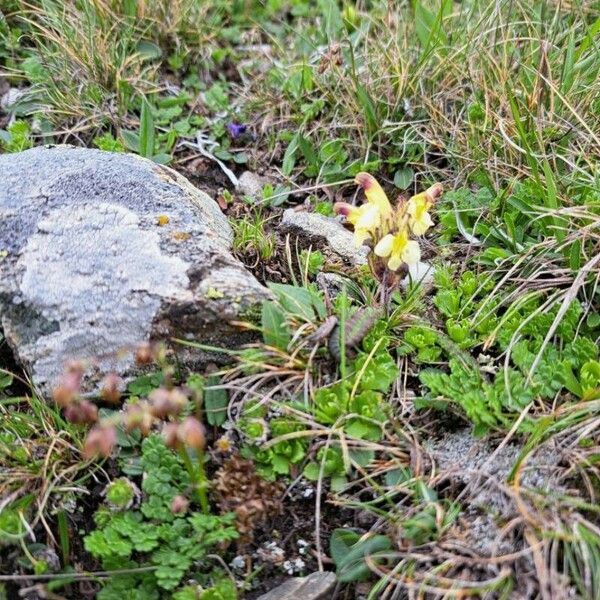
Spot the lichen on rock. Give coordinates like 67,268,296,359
0,146,271,394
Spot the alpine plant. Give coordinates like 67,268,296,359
335,173,442,284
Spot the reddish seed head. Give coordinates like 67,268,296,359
171,495,190,515
101,373,123,404
83,425,116,459
135,342,155,366
64,400,98,424
178,417,206,451
162,422,181,450
149,388,188,419
148,388,173,419
52,384,76,408
52,369,83,407
123,402,154,436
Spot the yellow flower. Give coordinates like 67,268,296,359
346,202,381,246
374,231,421,271
354,172,393,220
406,193,434,236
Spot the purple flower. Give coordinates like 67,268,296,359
227,122,247,139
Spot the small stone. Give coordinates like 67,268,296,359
256,571,336,600
237,171,269,198
316,272,353,299
1,87,30,110
280,209,368,265
400,261,436,290
230,555,246,571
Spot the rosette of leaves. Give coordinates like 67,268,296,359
303,349,398,487
239,401,309,479
302,446,374,491
313,381,386,441
105,477,140,511
398,325,442,363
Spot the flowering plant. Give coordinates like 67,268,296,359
335,172,442,287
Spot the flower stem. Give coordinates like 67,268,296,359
179,446,209,513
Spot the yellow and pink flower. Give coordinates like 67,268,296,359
335,172,442,274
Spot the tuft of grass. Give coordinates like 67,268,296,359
231,207,276,264
17,0,158,129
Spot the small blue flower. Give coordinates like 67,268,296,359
227,122,247,138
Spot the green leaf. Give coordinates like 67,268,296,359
317,0,344,41
268,283,320,321
204,375,229,426
587,313,600,329
345,419,374,440
330,529,393,582
282,133,299,176
121,130,140,153
139,99,155,158
136,40,162,61
261,301,291,350
0,372,13,390
151,153,172,165
561,361,583,398
298,135,318,168
302,462,321,480
127,372,163,397
570,239,582,272
349,449,375,467
271,454,290,474
330,529,361,565
393,167,414,189
330,474,347,491
356,84,378,138
354,351,398,393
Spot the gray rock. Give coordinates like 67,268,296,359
280,209,368,265
257,571,336,600
0,146,270,394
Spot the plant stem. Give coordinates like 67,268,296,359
179,447,209,514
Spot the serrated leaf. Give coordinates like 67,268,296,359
302,462,321,480
136,40,162,60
